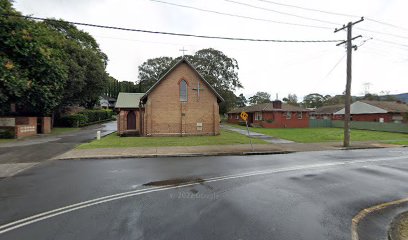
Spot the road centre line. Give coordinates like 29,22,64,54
0,154,407,234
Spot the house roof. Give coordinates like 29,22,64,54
334,100,408,114
313,104,344,114
140,57,224,103
115,93,145,109
228,102,309,114
360,100,408,113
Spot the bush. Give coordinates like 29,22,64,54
238,121,247,126
0,128,15,139
79,109,113,123
58,114,88,127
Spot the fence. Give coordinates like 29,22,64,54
332,120,408,133
309,119,332,128
309,119,408,133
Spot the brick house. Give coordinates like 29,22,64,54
227,100,310,128
115,58,224,136
333,100,408,123
310,104,344,120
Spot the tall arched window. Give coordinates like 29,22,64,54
180,80,188,101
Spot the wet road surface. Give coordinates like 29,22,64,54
0,121,116,164
0,148,408,239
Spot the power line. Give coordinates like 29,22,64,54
252,0,359,18
225,0,339,26
3,14,342,43
150,0,408,41
322,53,346,80
356,27,408,40
371,38,408,49
251,0,408,32
150,0,333,30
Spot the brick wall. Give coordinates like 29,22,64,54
117,109,143,136
144,62,220,136
14,117,37,138
41,117,52,134
333,113,402,122
228,111,309,128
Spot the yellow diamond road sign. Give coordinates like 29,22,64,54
240,111,248,121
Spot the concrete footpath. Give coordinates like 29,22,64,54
54,142,402,160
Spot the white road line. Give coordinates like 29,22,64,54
0,154,407,234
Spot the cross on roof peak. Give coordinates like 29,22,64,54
179,47,188,57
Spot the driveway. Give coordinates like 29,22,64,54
0,121,116,177
222,124,294,143
0,148,407,239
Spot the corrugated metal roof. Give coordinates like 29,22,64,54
140,58,224,103
228,102,309,113
361,100,408,113
334,100,408,114
313,104,344,114
115,93,145,109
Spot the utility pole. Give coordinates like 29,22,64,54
334,17,364,147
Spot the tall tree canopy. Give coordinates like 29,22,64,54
302,93,326,108
136,48,242,113
282,93,299,106
0,0,109,115
1,0,67,115
248,92,271,105
236,93,247,107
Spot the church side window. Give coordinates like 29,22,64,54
180,80,188,102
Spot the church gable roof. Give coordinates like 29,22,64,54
141,58,224,103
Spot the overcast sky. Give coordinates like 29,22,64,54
13,0,408,100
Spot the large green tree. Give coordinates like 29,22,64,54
44,19,109,109
302,93,326,108
282,93,299,106
0,0,67,115
248,92,271,105
137,56,174,92
0,0,110,114
236,93,247,107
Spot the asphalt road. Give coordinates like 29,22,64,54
0,121,116,164
0,148,408,240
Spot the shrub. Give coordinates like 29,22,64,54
79,109,113,123
0,128,15,139
238,121,247,126
265,119,274,123
58,114,88,127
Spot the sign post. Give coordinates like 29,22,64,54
240,112,253,151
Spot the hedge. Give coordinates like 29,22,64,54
78,109,114,123
0,128,15,139
56,109,114,127
57,114,88,127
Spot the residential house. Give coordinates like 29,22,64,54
333,100,408,123
310,104,344,120
227,100,310,128
115,58,224,136
99,95,117,109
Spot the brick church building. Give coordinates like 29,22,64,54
115,58,224,136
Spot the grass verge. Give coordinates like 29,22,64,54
225,124,408,143
77,129,266,149
0,139,16,144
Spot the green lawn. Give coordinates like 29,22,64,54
51,127,80,135
226,124,408,143
388,140,408,146
0,139,16,144
77,130,266,149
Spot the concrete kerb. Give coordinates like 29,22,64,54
55,150,296,160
